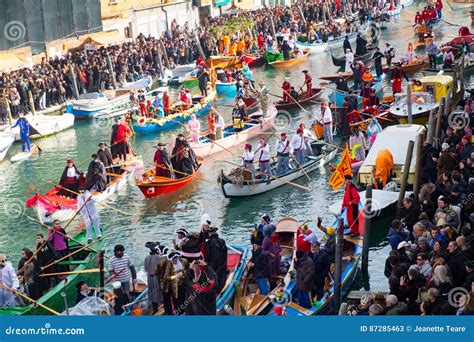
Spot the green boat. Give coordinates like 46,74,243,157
0,229,104,316
180,76,199,88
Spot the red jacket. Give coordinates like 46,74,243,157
436,1,442,10
114,123,131,144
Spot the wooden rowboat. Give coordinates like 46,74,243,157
26,155,142,223
330,46,377,68
135,159,203,199
267,49,310,68
0,228,105,316
237,217,298,316
207,55,242,69
219,140,337,198
383,57,429,74
274,87,324,110
242,53,264,67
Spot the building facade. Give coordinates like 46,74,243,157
0,0,102,54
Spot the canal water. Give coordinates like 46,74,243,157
0,5,468,293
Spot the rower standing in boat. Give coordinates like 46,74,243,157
276,132,293,175
351,61,363,90
257,136,271,180
110,117,120,158
232,103,244,132
349,127,367,162
366,91,380,114
78,190,102,244
109,245,137,297
204,227,227,294
177,149,195,178
163,90,171,116
97,142,113,182
355,33,368,56
384,42,396,68
213,110,225,140
372,47,384,77
291,128,306,166
336,73,349,93
0,253,19,308
341,175,361,237
282,78,291,103
281,40,291,60
343,35,352,53
58,159,83,198
390,63,408,96
321,102,333,144
207,108,216,141
36,233,59,291
187,114,201,144
344,49,354,73
138,89,147,117
113,118,132,163
361,82,373,110
11,113,30,152
186,259,218,315
172,134,199,171
241,143,255,177
84,154,107,193
196,64,209,96
302,70,312,98
144,242,166,314
154,142,175,178
257,80,269,116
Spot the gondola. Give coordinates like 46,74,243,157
330,46,378,68
274,87,325,110
0,228,105,316
267,49,310,68
219,140,337,198
135,158,204,199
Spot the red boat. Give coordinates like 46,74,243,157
242,53,264,67
448,26,474,46
135,161,203,199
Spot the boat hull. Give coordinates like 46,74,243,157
216,82,237,95
389,104,438,125
295,35,357,53
267,49,310,68
274,88,324,110
136,171,199,199
220,146,337,197
0,134,15,161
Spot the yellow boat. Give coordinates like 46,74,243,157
207,55,242,69
390,75,453,124
267,48,310,68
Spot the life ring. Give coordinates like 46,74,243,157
147,187,155,195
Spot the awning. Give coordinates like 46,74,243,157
80,30,127,49
214,0,231,6
0,52,29,72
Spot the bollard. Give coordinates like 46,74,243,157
426,108,436,145
413,133,424,203
396,140,415,219
27,90,36,115
434,97,445,149
406,81,413,124
362,185,372,273
334,217,344,312
107,53,117,90
68,64,79,99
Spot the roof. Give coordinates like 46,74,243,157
0,52,29,72
363,124,426,166
420,75,452,85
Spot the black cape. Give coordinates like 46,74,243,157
84,160,107,192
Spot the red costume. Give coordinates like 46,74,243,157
304,73,312,97
341,181,360,235
114,123,131,144
180,92,190,110
296,230,312,254
162,92,170,116
257,34,265,50
415,14,422,24
154,150,170,177
391,67,406,94
282,81,291,102
347,110,362,124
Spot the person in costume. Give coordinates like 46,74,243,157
77,190,102,244
110,117,120,158
84,154,107,193
257,80,269,116
58,159,83,198
97,142,113,182
302,70,312,98
185,260,218,315
11,114,30,152
171,133,198,171
282,78,291,103
187,114,201,144
156,251,189,315
154,142,174,178
390,63,408,95
204,227,228,294
341,175,361,236
144,242,167,314
113,118,131,163
275,132,293,175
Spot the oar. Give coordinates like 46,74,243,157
62,191,93,231
40,231,112,271
0,283,60,315
17,239,49,276
222,160,310,191
13,209,98,254
41,179,137,217
153,163,206,182
39,268,101,277
260,116,311,181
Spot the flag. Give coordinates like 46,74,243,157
328,145,353,191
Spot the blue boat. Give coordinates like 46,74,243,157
121,244,249,315
215,81,237,96
329,74,385,107
132,90,217,135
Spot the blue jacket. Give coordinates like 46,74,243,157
11,118,29,136
388,227,409,250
